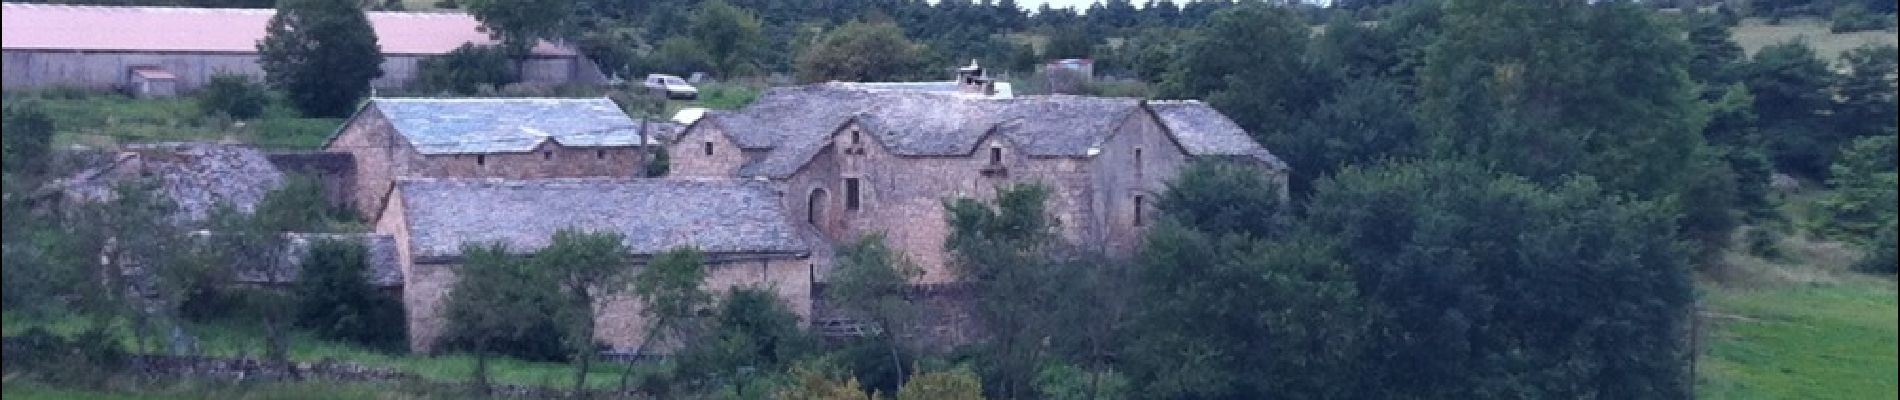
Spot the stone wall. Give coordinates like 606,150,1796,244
667,123,749,177
266,151,356,211
404,253,814,354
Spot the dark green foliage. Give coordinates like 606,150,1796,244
1858,221,1898,274
676,288,818,387
827,234,922,389
416,44,520,95
1680,149,1744,263
1746,41,1839,177
2,102,57,177
1305,161,1693,398
1277,77,1420,195
1154,161,1289,239
443,242,568,363
645,146,671,177
257,0,384,117
689,0,769,77
465,0,574,53
2,328,129,387
1687,13,1746,88
532,228,632,392
795,21,924,83
1830,3,1891,33
1043,27,1094,60
196,73,269,120
293,239,405,351
1813,134,1899,243
1163,3,1316,138
1833,45,1899,141
1418,0,1704,200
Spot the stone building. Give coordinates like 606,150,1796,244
374,178,817,353
324,97,679,218
1,3,602,94
668,81,1285,282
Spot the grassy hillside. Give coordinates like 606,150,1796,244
1697,207,1900,399
1732,17,1899,58
1,91,340,150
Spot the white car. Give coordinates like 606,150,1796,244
643,74,698,100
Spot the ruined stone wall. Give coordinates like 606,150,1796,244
266,151,356,211
779,121,1098,283
408,143,643,180
667,124,748,177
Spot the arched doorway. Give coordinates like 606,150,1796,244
808,188,831,236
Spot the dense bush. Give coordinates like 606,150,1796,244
1830,3,1892,33
196,73,269,119
293,239,406,351
416,44,519,95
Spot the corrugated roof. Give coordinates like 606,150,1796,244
394,178,808,259
0,3,574,56
1146,100,1287,169
366,98,667,155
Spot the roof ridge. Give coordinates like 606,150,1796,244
0,3,475,17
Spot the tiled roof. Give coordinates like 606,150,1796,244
394,178,808,259
1146,100,1287,169
366,98,669,155
0,3,575,56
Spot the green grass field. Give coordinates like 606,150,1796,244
1732,17,1899,59
1,91,341,150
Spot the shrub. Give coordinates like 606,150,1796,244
293,238,406,351
197,73,270,119
1831,3,1891,33
1857,221,1897,274
417,44,519,95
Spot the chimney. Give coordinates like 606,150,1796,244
957,59,994,96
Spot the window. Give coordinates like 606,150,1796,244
989,146,1003,165
1133,194,1145,227
851,130,861,145
1134,147,1144,172
476,154,486,166
597,149,606,159
704,141,715,156
845,178,861,211
543,151,553,160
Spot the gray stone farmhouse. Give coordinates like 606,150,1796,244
325,79,1282,353
0,3,603,95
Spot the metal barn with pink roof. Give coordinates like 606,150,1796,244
1,3,604,94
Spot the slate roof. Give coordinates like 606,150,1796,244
1146,100,1287,168
394,178,808,260
54,142,286,225
362,98,670,155
0,3,575,56
227,233,404,287
715,84,1278,178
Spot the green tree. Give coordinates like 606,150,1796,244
1305,160,1693,398
827,234,923,388
1276,77,1419,195
196,73,269,120
1833,45,1898,141
678,287,817,391
1154,161,1289,238
689,0,768,77
1417,0,1704,200
257,0,384,117
465,0,574,53
65,182,182,355
201,176,334,375
2,102,57,178
621,246,712,390
417,44,520,95
943,184,1059,398
1687,14,1745,88
444,242,557,393
1162,3,1314,137
1813,134,1899,243
293,238,404,351
1746,41,1839,177
795,21,925,83
534,228,632,393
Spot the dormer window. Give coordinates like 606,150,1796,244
704,141,715,156
851,130,862,145
989,146,1003,165
543,151,554,160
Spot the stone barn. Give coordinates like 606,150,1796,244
1,3,604,93
323,97,680,218
376,178,818,354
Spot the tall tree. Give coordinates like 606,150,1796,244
466,0,575,53
2,102,57,179
621,245,711,390
1163,3,1317,141
1305,160,1693,398
1833,45,1899,141
444,242,555,394
534,228,633,393
1745,41,1838,177
293,238,404,350
1417,0,1704,200
257,0,384,118
827,234,923,389
690,0,769,77
796,21,925,83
